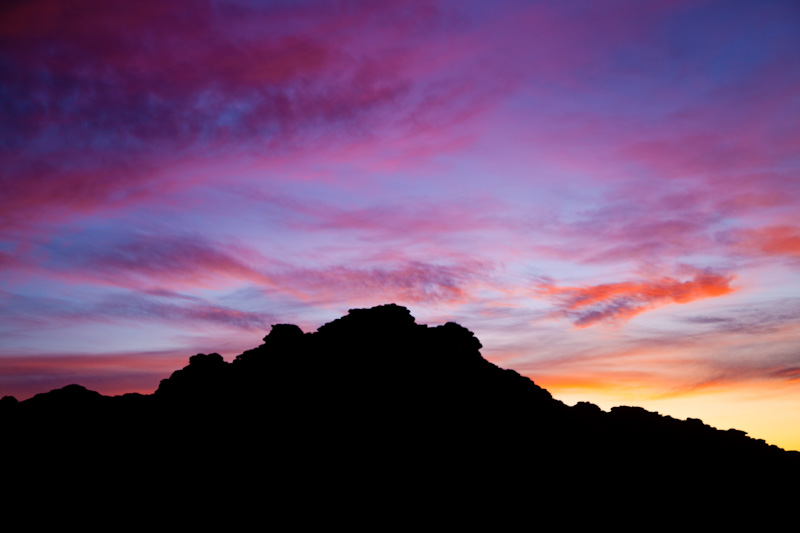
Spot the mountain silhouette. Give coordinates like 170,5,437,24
3,303,797,527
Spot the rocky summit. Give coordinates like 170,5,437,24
3,304,798,527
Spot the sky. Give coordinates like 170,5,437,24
2,0,800,450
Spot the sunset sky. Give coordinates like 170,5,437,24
2,0,800,450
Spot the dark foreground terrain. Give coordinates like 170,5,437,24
3,304,798,526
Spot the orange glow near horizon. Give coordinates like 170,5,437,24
535,373,800,452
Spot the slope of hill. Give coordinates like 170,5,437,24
2,304,797,526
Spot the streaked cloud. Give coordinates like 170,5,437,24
535,268,736,327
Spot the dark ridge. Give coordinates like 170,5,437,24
2,303,798,526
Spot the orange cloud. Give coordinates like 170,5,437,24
535,269,736,327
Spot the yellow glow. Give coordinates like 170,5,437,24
544,378,800,452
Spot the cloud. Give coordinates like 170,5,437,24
573,210,720,265
514,295,800,404
274,260,492,306
732,225,800,260
516,167,800,270
0,251,20,269
286,196,511,251
770,367,800,381
92,293,273,331
535,268,736,327
44,231,274,289
0,289,272,332
37,225,496,306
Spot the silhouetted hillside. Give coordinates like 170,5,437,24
3,304,798,526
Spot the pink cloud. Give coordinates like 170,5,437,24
732,225,800,260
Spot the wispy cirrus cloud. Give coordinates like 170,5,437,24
0,289,273,332
42,230,273,289
519,168,800,272
92,293,273,331
276,260,492,306
33,228,493,307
